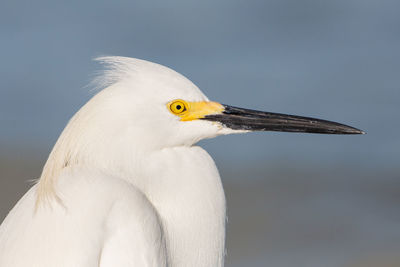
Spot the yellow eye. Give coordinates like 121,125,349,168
168,100,188,114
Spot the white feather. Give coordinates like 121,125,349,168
0,57,228,266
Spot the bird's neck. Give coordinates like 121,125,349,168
125,146,226,267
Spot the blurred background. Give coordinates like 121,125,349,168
1,0,400,266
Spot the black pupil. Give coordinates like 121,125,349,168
176,105,182,110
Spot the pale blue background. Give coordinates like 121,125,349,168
1,1,400,266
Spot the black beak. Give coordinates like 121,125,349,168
203,105,364,135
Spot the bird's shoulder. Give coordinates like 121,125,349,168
0,166,167,267
56,167,168,266
57,166,161,226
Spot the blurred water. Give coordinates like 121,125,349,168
1,0,400,266
222,167,400,266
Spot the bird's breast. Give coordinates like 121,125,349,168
137,146,226,267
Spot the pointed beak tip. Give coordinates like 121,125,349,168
346,126,365,135
337,127,365,135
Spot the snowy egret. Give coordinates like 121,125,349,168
0,57,363,267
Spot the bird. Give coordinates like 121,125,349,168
0,56,364,267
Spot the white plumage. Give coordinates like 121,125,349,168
0,57,227,267
0,56,363,267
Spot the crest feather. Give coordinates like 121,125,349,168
91,56,164,91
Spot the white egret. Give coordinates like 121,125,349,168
0,56,363,267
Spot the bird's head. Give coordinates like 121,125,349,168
78,56,363,152
83,57,235,151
